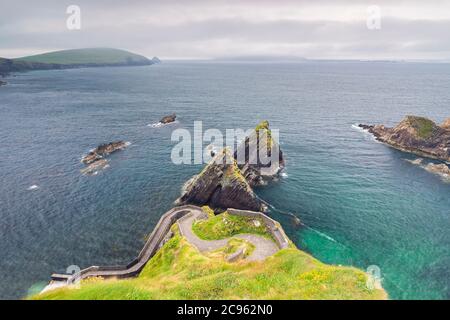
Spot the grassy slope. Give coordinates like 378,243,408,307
404,116,436,139
192,207,272,240
15,48,149,65
33,210,386,300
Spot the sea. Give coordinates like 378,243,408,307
0,61,449,299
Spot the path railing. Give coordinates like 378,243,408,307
51,205,200,284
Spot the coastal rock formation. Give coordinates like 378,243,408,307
425,163,450,177
80,141,128,175
359,116,450,162
405,158,450,181
441,118,450,130
235,120,285,186
159,113,176,124
151,57,161,64
0,80,6,86
80,159,109,176
82,141,128,164
176,148,266,212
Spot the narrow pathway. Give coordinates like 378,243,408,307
178,209,279,261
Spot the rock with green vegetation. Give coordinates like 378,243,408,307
0,48,155,76
176,148,266,212
32,226,387,300
192,210,271,240
359,115,450,162
235,120,285,186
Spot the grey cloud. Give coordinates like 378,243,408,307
1,0,449,60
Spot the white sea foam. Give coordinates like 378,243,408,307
280,171,288,178
147,120,179,128
27,185,39,190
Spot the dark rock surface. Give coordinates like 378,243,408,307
159,113,176,124
176,148,266,212
360,115,450,162
82,141,128,164
234,120,285,186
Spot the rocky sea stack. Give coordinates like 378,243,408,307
360,115,450,162
235,120,285,186
176,120,285,212
176,148,266,212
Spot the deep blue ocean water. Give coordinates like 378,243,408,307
0,61,449,299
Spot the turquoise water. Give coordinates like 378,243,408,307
0,62,449,299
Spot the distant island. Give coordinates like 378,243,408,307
0,48,160,77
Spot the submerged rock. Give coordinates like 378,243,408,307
360,116,450,162
159,113,176,124
424,163,450,178
82,141,128,164
234,120,285,187
81,159,109,175
176,148,266,212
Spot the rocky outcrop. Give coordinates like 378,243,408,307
151,57,161,64
80,159,109,176
159,113,176,124
81,141,128,175
425,163,450,177
234,120,285,186
405,158,450,181
360,116,450,162
176,148,266,212
82,141,128,164
0,80,6,86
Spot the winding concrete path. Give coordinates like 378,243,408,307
177,209,279,261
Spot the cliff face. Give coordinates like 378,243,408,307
360,116,450,162
176,148,266,212
235,120,285,187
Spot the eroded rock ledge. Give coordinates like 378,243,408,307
360,115,450,162
81,141,128,175
176,148,266,212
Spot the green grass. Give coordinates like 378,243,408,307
15,48,149,65
404,116,435,139
32,227,387,300
192,209,272,240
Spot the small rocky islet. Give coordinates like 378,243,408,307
159,113,176,124
360,115,450,178
81,141,128,175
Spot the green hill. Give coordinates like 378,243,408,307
15,48,150,65
32,208,386,300
0,48,155,77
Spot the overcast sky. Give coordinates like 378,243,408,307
1,0,450,60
